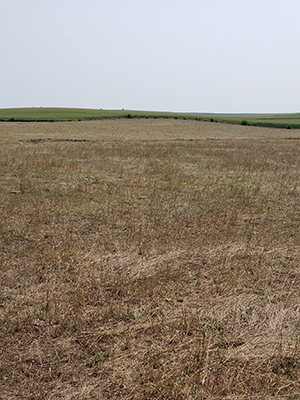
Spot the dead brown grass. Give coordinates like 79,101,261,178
1,120,300,399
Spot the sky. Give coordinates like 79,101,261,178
1,0,300,113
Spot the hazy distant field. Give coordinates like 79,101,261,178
1,107,300,128
0,108,175,122
1,119,300,399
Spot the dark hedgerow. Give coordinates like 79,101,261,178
241,120,248,126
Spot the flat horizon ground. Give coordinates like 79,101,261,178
1,119,300,399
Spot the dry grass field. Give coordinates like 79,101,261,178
1,119,300,399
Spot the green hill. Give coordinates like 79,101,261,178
1,107,300,128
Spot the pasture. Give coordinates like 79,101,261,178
1,119,300,399
1,107,300,129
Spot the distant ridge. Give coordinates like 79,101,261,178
0,107,300,128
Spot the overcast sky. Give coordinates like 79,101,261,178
1,0,300,113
